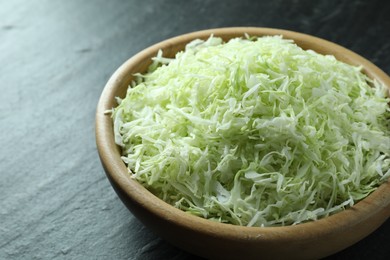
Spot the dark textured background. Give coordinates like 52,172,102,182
1,0,389,259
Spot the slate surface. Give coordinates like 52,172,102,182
1,0,389,259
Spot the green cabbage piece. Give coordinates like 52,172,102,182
112,35,390,227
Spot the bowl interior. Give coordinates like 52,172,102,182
96,27,390,259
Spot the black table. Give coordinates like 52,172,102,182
1,0,389,259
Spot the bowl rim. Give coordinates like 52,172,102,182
96,27,390,242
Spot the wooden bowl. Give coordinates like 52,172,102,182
95,27,390,259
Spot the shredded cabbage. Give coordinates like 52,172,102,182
112,35,390,227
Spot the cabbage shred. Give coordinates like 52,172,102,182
113,36,390,227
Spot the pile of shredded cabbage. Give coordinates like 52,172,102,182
112,35,390,227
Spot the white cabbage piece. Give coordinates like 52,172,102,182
113,35,390,227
